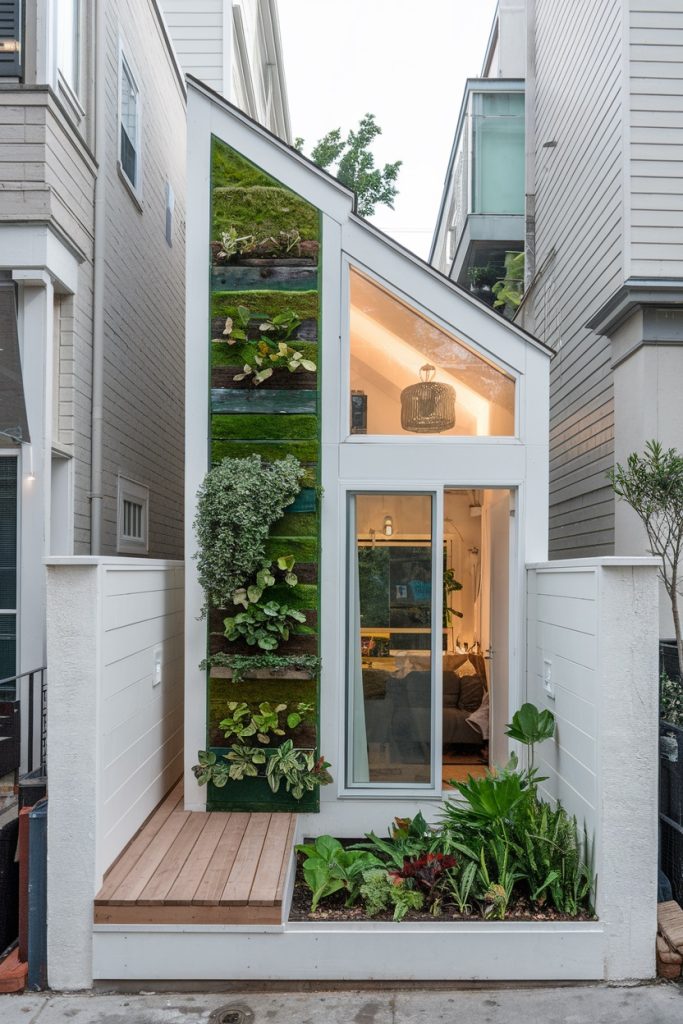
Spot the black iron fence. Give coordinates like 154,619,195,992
660,640,682,906
0,667,47,777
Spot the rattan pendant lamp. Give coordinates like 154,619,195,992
400,364,456,433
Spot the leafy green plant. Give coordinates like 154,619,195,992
194,454,304,612
191,746,267,787
219,303,316,386
661,670,683,725
223,600,308,651
352,812,435,870
295,836,381,911
231,556,298,609
266,740,332,800
217,698,314,745
200,652,321,682
492,250,524,316
443,568,463,626
445,860,478,915
297,113,401,217
505,702,556,772
218,228,255,260
609,440,683,673
359,868,424,921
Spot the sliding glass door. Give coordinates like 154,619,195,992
347,492,437,788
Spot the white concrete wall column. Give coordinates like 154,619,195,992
13,270,54,772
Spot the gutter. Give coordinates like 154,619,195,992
90,0,106,554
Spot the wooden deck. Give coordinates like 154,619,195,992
94,781,297,925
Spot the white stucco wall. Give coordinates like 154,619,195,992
46,557,184,990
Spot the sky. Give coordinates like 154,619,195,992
278,0,498,259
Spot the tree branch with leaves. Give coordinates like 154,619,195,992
296,114,401,218
609,440,683,674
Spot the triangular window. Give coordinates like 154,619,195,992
349,268,515,437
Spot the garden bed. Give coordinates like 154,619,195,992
289,848,595,924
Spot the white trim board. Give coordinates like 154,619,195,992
93,920,609,981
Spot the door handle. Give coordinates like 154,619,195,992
484,647,494,660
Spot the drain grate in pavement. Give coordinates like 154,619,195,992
208,1005,255,1024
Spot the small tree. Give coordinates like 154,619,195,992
609,440,683,675
296,114,401,218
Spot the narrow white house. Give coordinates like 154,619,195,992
45,78,659,988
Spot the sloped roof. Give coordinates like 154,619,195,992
187,75,551,359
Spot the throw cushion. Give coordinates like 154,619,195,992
456,659,478,677
458,675,484,712
442,671,461,708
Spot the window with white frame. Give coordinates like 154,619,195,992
117,477,149,554
57,0,80,95
119,51,140,192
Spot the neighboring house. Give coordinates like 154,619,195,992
160,0,291,141
0,0,186,767
431,0,683,635
44,78,658,989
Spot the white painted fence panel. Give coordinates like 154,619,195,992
46,557,184,990
527,557,659,981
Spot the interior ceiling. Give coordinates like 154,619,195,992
350,270,514,406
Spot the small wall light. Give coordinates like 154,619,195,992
383,515,394,537
26,444,35,482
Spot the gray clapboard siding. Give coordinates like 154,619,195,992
628,2,683,277
521,0,623,557
160,0,225,93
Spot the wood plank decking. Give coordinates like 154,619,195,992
94,781,297,925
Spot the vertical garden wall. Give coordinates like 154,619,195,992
203,138,322,812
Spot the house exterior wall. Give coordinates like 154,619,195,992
518,0,623,559
161,0,227,95
433,2,683,590
0,1,186,701
160,0,291,142
99,0,186,559
628,1,683,278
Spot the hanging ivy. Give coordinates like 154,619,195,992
194,454,305,613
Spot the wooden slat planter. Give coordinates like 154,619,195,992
94,783,296,925
211,389,318,415
212,266,318,292
211,366,317,391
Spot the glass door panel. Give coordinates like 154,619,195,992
347,493,435,787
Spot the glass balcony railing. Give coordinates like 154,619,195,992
446,81,525,267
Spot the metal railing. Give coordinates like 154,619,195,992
0,666,47,775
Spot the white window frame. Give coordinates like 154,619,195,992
116,476,149,555
56,0,81,108
117,42,143,203
344,486,443,797
341,256,521,443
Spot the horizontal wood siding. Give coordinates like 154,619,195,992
522,0,623,558
160,0,224,93
629,2,683,276
526,567,599,833
99,564,185,875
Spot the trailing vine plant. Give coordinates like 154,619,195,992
194,454,304,613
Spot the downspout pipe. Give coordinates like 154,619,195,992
90,0,106,553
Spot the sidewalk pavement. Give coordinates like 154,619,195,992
0,983,682,1024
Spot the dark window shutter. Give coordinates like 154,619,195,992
0,0,22,79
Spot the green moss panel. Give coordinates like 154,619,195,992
211,340,318,370
269,512,317,538
211,439,319,464
212,185,320,241
208,136,321,815
212,290,319,322
264,536,318,565
211,413,318,441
